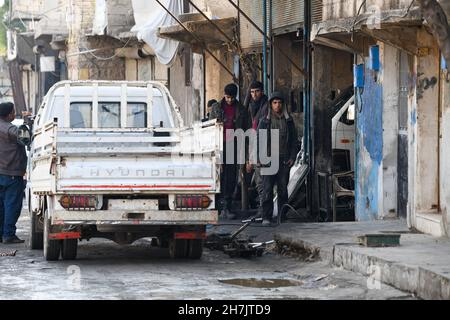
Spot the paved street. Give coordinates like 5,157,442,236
0,213,415,300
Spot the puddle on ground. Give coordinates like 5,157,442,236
219,278,303,288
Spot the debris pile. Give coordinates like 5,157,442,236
0,250,17,257
205,218,274,258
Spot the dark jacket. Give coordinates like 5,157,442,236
219,98,250,131
0,118,27,176
257,108,300,164
249,95,269,130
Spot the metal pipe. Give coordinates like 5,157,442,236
154,0,237,82
263,0,268,93
186,0,262,74
303,0,313,215
226,0,306,77
269,0,273,94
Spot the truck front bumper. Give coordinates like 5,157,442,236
51,210,218,225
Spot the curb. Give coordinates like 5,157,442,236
274,233,450,300
273,234,327,261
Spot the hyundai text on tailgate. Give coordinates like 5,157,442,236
28,81,222,260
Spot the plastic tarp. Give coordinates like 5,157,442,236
131,0,182,65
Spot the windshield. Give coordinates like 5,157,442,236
43,90,174,129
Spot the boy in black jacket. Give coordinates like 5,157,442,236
257,92,299,225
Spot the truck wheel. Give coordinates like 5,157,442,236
169,239,188,259
30,210,43,250
187,239,203,259
61,239,78,260
43,209,61,261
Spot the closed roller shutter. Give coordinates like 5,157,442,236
239,0,266,50
311,0,323,24
239,0,321,48
272,0,304,35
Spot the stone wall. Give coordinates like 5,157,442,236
106,0,134,37
66,0,125,80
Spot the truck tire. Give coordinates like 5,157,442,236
30,210,43,250
187,239,203,259
61,239,78,260
169,239,188,259
43,209,61,261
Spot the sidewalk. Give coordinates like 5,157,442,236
273,219,450,300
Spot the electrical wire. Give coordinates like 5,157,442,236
352,0,368,34
84,37,134,61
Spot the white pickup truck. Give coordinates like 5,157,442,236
27,81,222,261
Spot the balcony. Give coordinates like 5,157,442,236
157,14,236,52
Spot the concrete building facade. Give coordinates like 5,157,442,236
7,0,450,239
312,0,450,237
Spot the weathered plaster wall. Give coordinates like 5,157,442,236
106,0,135,36
170,51,204,126
323,0,415,21
189,0,237,18
415,29,440,213
11,0,43,20
438,0,450,231
205,49,234,106
407,56,418,228
355,42,415,221
155,60,169,83
66,0,125,81
381,44,400,218
406,28,443,236
170,52,193,126
35,0,68,38
192,53,205,121
66,0,94,80
202,0,237,18
440,67,450,230
125,57,168,83
137,59,152,81
355,53,383,221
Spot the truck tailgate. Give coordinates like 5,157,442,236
56,124,221,193
32,121,222,194
56,156,217,192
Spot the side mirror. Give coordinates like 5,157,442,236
347,103,355,121
17,124,32,147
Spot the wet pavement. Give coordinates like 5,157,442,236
0,214,416,300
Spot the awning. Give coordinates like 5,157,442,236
157,17,236,52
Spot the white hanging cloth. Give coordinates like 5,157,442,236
131,0,182,65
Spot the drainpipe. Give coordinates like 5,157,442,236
269,0,273,94
303,0,313,215
263,0,268,93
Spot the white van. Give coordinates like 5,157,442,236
332,94,355,170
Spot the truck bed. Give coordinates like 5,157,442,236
31,121,222,194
